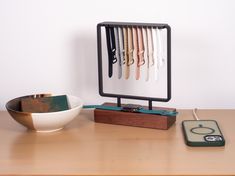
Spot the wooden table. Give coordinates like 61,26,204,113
0,109,234,175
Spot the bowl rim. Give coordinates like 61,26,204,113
5,94,83,115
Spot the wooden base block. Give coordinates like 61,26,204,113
94,103,177,130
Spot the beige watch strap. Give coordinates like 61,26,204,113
132,27,139,80
137,27,144,80
123,27,129,79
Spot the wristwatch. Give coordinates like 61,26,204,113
83,104,178,117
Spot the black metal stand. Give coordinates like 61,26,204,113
97,21,171,110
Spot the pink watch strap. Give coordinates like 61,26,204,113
132,27,139,80
142,27,149,81
136,27,145,80
123,27,129,79
127,27,134,66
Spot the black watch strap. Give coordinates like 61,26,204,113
105,27,117,78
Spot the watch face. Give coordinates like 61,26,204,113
121,104,142,112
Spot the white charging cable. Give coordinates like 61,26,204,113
192,108,200,121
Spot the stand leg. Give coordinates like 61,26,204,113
149,100,152,110
117,98,121,107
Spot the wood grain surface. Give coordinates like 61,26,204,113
0,109,234,175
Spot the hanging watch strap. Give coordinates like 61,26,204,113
137,27,145,80
105,26,117,78
105,27,113,77
156,27,164,68
110,27,117,64
114,27,122,79
117,27,124,79
132,27,139,80
123,27,130,79
152,27,158,81
83,104,178,117
142,27,149,81
147,27,154,67
137,27,145,66
127,27,134,66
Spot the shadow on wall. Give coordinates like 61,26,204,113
69,33,98,98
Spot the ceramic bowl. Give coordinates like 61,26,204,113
6,94,83,132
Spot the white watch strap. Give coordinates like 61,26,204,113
156,28,164,68
147,28,154,66
142,27,149,81
152,27,158,81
